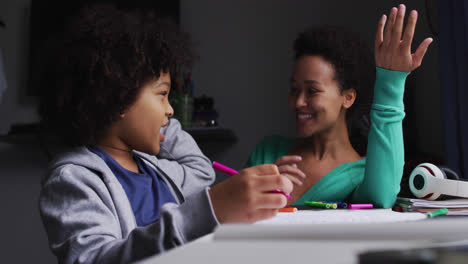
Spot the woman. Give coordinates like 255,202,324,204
246,4,433,208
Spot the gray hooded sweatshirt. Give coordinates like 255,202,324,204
39,119,219,263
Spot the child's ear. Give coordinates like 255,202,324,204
342,88,356,109
119,107,126,118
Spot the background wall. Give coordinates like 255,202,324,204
0,0,37,134
0,0,441,262
181,0,442,182
0,0,56,262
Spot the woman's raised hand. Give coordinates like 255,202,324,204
375,4,433,73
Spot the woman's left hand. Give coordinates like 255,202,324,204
375,4,433,73
273,155,306,186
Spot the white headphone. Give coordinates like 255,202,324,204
409,163,468,200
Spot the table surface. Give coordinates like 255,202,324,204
137,216,468,264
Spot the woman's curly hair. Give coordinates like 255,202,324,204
39,4,193,146
293,26,375,155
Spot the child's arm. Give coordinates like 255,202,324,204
351,5,432,207
40,164,292,263
157,118,215,195
39,165,218,264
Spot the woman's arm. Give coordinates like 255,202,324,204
351,4,432,207
351,67,407,207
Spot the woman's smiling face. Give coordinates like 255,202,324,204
289,55,351,137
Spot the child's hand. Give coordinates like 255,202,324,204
274,155,306,186
375,4,433,73
209,164,293,223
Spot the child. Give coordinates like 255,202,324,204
38,4,292,263
246,4,433,208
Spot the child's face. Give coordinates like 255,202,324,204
119,72,173,155
288,55,349,137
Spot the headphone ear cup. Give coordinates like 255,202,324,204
409,163,468,200
409,163,444,200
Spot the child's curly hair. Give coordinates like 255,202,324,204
39,4,193,146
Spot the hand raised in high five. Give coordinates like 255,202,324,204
375,4,433,73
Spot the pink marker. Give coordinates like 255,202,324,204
212,161,292,199
348,204,373,209
213,161,239,176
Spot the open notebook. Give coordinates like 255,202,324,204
254,208,426,225
214,209,468,241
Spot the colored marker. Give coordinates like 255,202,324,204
348,203,373,209
212,161,238,175
212,161,292,199
304,201,331,209
320,201,347,209
278,207,297,213
426,208,448,218
317,201,339,209
337,202,348,209
269,189,292,198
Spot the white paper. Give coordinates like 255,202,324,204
405,198,468,208
254,208,427,225
214,210,468,242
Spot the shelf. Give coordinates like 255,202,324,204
0,124,237,162
0,124,237,145
0,133,41,145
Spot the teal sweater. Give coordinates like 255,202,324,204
246,68,408,208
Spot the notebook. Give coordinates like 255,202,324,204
254,208,426,225
214,209,468,241
395,197,468,215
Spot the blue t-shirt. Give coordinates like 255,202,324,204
88,146,177,226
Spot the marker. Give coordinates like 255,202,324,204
337,202,348,209
212,161,238,175
319,201,347,209
317,201,339,209
212,161,292,199
269,189,292,198
304,201,332,209
278,207,297,213
348,203,373,209
318,202,338,209
426,208,448,218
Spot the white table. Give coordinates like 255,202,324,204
137,213,468,264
